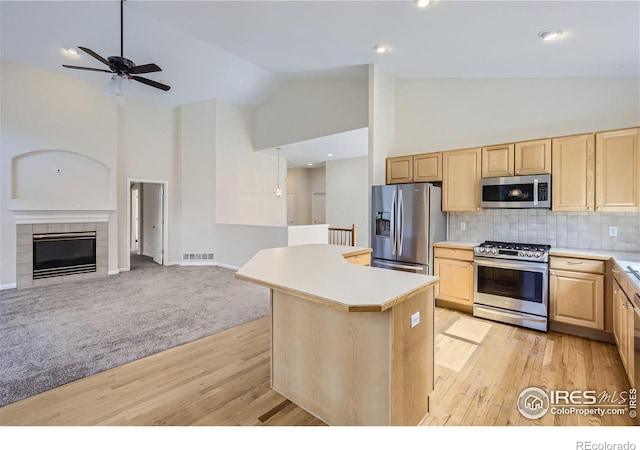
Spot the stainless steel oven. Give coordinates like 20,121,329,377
473,242,549,332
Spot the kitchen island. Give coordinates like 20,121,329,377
236,244,439,426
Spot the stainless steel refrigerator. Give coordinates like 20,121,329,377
371,183,446,275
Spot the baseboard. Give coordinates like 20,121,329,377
180,261,217,267
142,252,153,258
178,261,240,271
0,283,17,291
548,321,615,343
165,261,179,266
214,262,240,271
109,269,120,275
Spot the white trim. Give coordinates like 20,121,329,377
0,283,17,291
214,262,240,271
165,261,179,266
118,268,130,273
108,269,120,275
126,179,170,272
13,210,112,224
180,261,217,266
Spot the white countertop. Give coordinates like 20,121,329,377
434,241,479,249
549,247,640,262
236,244,438,312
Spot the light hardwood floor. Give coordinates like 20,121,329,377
0,307,634,426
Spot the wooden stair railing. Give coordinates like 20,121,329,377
328,224,356,246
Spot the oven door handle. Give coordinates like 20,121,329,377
474,257,548,273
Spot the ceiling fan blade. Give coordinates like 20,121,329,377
129,63,162,75
78,46,111,67
62,64,112,73
131,76,171,91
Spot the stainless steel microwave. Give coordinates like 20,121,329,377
481,174,551,208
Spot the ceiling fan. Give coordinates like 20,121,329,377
62,0,170,93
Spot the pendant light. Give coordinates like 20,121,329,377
274,148,284,198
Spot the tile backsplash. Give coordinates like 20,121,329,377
448,210,640,252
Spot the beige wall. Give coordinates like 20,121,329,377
393,77,640,156
254,79,369,151
215,100,286,226
326,156,369,247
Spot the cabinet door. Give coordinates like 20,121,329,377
515,139,551,175
551,134,595,212
549,269,604,330
595,128,640,212
386,156,413,184
442,148,482,212
613,280,622,347
623,296,634,386
482,144,514,178
434,257,474,310
413,152,442,182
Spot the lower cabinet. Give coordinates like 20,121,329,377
434,247,474,313
613,277,635,386
549,258,604,330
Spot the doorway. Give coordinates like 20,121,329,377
128,180,166,270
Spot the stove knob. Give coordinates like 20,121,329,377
534,252,542,258
527,251,533,257
478,248,484,253
492,249,498,254
518,251,525,257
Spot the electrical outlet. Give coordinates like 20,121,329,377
609,226,618,237
411,312,420,328
460,222,466,231
52,167,62,175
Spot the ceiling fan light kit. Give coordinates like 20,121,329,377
62,0,170,107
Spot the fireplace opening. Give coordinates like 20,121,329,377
33,232,97,279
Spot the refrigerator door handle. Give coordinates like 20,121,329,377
398,189,404,256
391,189,397,256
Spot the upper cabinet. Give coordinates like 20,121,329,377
552,134,595,212
595,128,640,212
481,139,551,178
386,153,442,184
442,147,482,212
514,139,552,175
386,156,413,184
551,128,639,213
413,152,442,182
481,144,514,177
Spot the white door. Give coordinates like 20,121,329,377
312,192,326,224
151,184,164,265
287,193,295,225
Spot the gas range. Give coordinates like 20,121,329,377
474,241,551,263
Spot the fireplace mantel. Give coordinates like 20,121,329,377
11,210,113,225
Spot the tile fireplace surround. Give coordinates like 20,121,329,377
16,222,108,289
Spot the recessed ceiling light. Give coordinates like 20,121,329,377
65,48,79,55
327,153,334,157
416,0,433,7
307,163,313,166
538,30,564,41
374,45,388,54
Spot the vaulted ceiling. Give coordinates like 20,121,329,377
1,1,638,109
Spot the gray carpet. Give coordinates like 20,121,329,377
0,255,270,407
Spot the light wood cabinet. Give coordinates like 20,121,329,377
386,156,413,184
595,127,640,212
551,134,595,212
612,273,636,387
481,139,551,178
434,246,474,313
386,153,442,184
514,139,552,175
442,147,482,211
413,152,442,182
549,256,604,330
482,144,514,178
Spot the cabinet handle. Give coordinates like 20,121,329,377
596,206,602,211
622,303,630,310
567,261,583,265
550,271,556,276
449,249,457,253
612,269,619,273
587,206,592,210
614,289,619,294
